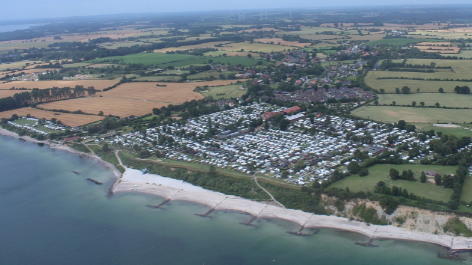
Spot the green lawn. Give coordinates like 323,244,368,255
460,176,472,203
157,56,267,68
353,105,472,124
329,164,457,202
199,84,246,99
376,93,472,108
414,123,472,138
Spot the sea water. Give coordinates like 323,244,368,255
0,135,469,265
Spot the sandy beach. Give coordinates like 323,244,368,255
2,125,471,250
115,167,472,250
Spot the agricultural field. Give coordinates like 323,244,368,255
37,80,240,118
376,93,472,108
157,56,266,68
364,72,472,93
154,41,288,53
0,61,40,71
329,164,457,202
199,84,246,99
89,53,197,66
0,80,120,90
0,90,26,99
353,106,472,124
253,38,310,48
365,38,433,46
203,50,260,57
38,97,169,118
134,76,182,82
0,107,104,127
187,70,238,80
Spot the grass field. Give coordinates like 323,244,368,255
0,107,104,127
0,80,120,90
0,61,40,71
329,164,457,202
460,176,472,203
157,56,266,68
376,93,472,108
414,123,472,138
89,53,197,66
199,84,246,99
154,41,288,53
187,70,238,80
364,71,472,93
254,38,309,48
353,106,472,123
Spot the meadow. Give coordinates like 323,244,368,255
0,107,103,127
366,38,438,46
364,71,472,93
89,53,197,66
353,106,472,123
329,164,457,202
376,93,472,108
414,123,472,138
0,80,120,90
0,61,39,71
199,84,246,99
187,70,238,80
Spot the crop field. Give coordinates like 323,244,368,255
199,84,246,99
0,90,26,99
364,71,472,93
187,70,238,80
353,106,472,123
38,97,169,118
157,56,266,68
154,41,288,53
329,164,457,202
376,93,472,108
203,51,260,57
0,107,104,127
254,38,310,47
0,80,120,90
38,80,239,118
134,76,181,82
366,38,432,46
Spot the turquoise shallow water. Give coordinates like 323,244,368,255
0,135,470,265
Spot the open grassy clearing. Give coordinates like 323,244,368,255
0,61,40,71
38,97,168,118
199,84,246,99
187,70,238,80
406,59,472,77
99,41,152,49
0,107,103,127
364,71,472,93
443,50,472,59
89,53,197,66
0,80,120,90
353,106,472,123
376,93,472,108
460,176,472,203
366,38,441,46
414,123,472,138
254,38,310,48
154,41,288,53
61,63,93,68
203,50,260,57
157,56,267,68
134,76,182,82
329,164,457,202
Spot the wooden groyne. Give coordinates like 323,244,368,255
195,208,215,218
71,171,81,175
146,199,170,209
437,251,466,261
87,178,102,185
240,214,258,227
355,238,379,248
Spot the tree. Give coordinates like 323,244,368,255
139,150,151,158
395,87,400,94
435,102,440,108
374,100,379,105
420,102,425,107
390,168,400,180
420,171,427,183
447,200,458,210
401,86,410,94
102,143,109,152
405,124,416,132
411,101,416,107
397,120,406,130
379,88,385,94
247,54,252,58
438,87,444,93
98,111,104,116
359,168,369,176
294,159,305,172
347,161,361,174
392,101,396,106
434,174,442,186
281,171,289,179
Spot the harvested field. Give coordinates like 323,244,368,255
0,107,103,127
99,80,240,103
38,97,168,118
0,61,39,71
376,93,472,108
238,28,279,33
38,80,241,118
353,106,472,124
254,38,308,47
0,80,120,90
0,90,27,99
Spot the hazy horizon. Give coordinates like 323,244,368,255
2,1,470,21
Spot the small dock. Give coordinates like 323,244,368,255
87,178,102,185
195,208,215,218
146,199,170,209
355,238,379,248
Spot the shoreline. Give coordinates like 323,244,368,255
1,127,471,251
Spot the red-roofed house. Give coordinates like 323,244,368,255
283,106,300,115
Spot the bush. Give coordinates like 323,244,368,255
359,168,369,176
